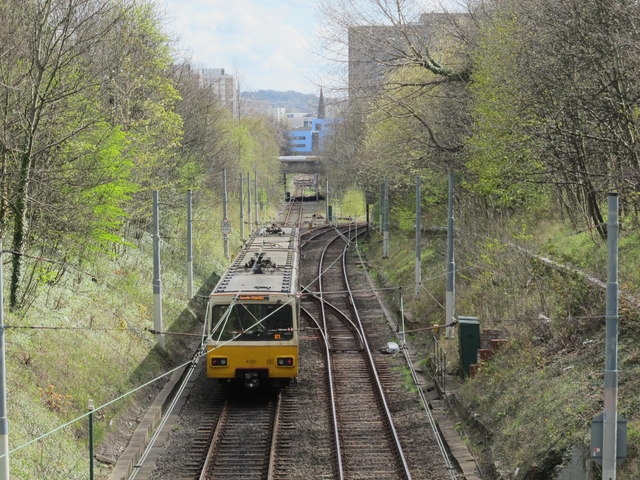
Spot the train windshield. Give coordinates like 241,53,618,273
211,303,294,341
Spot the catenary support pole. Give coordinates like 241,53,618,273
88,399,94,480
186,190,193,299
603,193,619,480
383,177,389,259
326,178,329,222
254,171,259,226
222,169,229,258
445,173,455,338
400,290,406,346
283,173,287,202
247,172,252,231
415,176,422,298
355,218,358,249
152,191,165,349
379,182,383,231
0,242,9,480
366,202,370,234
240,173,245,240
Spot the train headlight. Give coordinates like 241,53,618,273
276,356,295,367
211,357,228,367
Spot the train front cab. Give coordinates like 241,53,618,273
206,296,298,389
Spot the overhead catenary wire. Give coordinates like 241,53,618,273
5,227,615,334
5,217,614,462
3,358,195,459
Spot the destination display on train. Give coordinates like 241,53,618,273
238,294,270,301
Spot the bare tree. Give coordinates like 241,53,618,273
0,0,185,308
170,62,234,189
470,0,640,235
1,0,128,307
318,0,474,193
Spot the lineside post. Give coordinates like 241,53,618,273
602,193,620,479
254,171,259,226
223,169,229,259
415,175,422,298
247,172,251,230
88,399,94,480
445,173,455,338
240,173,245,240
0,242,9,480
187,190,194,299
152,190,165,350
383,177,389,259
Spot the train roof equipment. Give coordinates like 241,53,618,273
211,226,299,296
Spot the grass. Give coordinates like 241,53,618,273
335,189,367,221
364,207,640,479
6,245,186,478
9,185,638,478
0,188,284,479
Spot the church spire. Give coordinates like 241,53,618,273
317,87,326,119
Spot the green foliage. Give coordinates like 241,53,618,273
462,345,598,477
72,124,137,251
391,204,416,232
393,365,418,394
0,1,286,476
351,50,468,196
359,69,434,185
466,12,549,209
365,202,640,477
222,117,282,206
4,185,224,477
340,189,366,220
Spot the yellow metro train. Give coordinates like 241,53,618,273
204,225,300,389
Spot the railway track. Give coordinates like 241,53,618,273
281,184,305,228
186,387,306,480
180,394,227,478
198,393,280,480
301,226,412,479
121,210,460,480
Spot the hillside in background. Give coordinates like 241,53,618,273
242,89,319,113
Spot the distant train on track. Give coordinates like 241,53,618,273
204,224,300,389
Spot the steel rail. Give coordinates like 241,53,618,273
266,391,284,480
353,246,459,479
127,347,205,480
199,395,280,480
198,399,230,480
316,229,349,480
309,226,411,479
341,239,413,480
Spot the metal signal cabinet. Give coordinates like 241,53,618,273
458,316,480,378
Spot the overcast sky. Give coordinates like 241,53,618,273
158,0,461,94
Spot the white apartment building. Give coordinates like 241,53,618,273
200,68,239,117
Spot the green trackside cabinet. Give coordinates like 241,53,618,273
458,316,480,378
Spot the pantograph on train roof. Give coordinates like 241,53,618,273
213,226,299,295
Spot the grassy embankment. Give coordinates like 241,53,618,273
363,205,640,479
5,192,281,479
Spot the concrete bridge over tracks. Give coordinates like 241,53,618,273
279,155,325,202
279,155,325,175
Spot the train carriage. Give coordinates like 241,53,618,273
205,225,300,389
